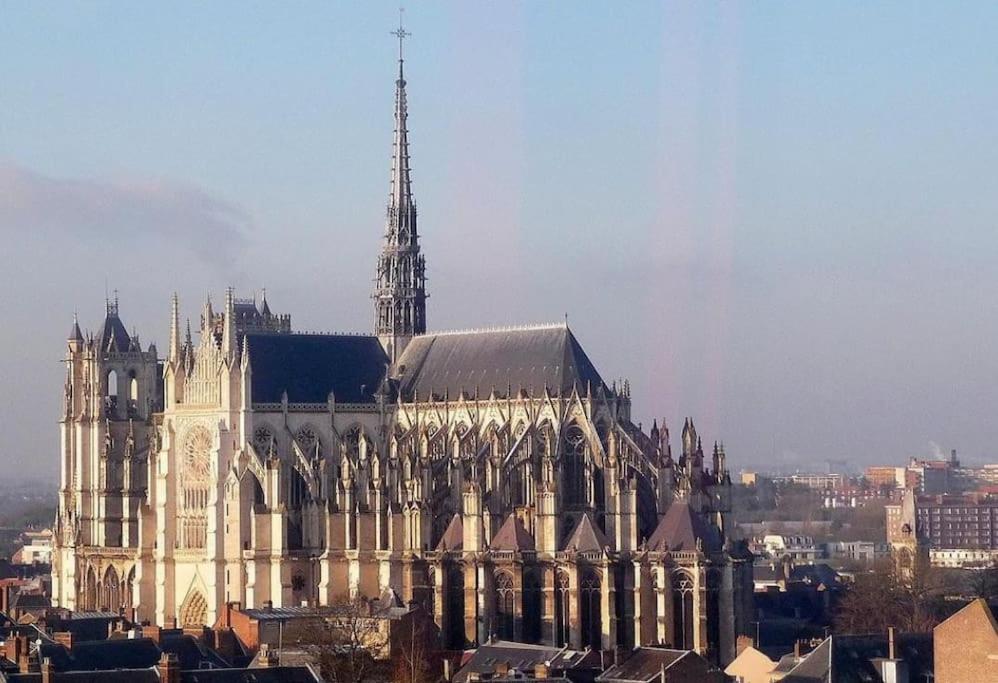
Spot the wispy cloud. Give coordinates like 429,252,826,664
0,161,250,262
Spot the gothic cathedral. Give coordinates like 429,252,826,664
52,45,753,665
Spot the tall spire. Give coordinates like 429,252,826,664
375,9,426,361
388,7,414,239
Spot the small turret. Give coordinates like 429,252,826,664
168,293,181,363
222,287,235,357
68,314,84,353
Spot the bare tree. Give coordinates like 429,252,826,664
392,612,436,683
285,596,391,683
968,563,998,601
834,556,945,634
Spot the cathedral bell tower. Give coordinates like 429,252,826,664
374,19,426,362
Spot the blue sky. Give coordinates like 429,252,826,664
2,2,998,475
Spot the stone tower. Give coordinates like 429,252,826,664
52,297,160,612
374,31,426,362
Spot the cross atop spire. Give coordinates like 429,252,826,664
391,7,410,71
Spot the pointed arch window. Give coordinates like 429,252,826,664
580,570,602,649
494,571,515,640
672,571,696,650
522,571,541,643
554,570,570,646
562,426,587,506
446,564,465,649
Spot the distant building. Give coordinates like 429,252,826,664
822,541,889,564
773,473,846,490
864,466,905,490
11,530,53,566
760,535,820,563
934,598,998,683
928,548,998,568
888,492,998,549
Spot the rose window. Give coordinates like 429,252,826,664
184,426,212,482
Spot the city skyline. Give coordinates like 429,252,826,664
3,2,998,476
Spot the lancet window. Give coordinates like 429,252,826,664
495,571,515,640
580,570,602,649
672,571,696,650
554,569,570,646
562,425,588,506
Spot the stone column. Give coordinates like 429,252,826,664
600,562,617,651
655,564,668,645
632,560,643,648
463,560,479,647
433,562,446,637
568,563,581,649
512,565,523,642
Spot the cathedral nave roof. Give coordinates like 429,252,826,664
246,333,388,404
396,323,607,400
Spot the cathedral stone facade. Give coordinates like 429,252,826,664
52,48,753,664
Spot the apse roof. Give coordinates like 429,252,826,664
646,501,722,553
396,324,607,400
246,333,388,404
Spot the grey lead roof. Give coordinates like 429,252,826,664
97,312,131,353
396,324,606,400
246,333,388,404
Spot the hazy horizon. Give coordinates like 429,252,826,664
2,2,998,476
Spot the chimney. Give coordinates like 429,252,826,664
53,631,74,649
41,657,55,683
534,663,549,679
258,643,280,667
494,661,509,678
158,652,181,683
24,650,41,674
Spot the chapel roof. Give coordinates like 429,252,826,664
562,513,610,553
490,515,535,551
246,333,388,404
646,501,722,553
436,514,464,552
396,323,607,400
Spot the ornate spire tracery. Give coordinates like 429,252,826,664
375,13,426,358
